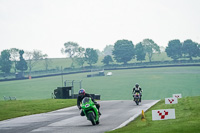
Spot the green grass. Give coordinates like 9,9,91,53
0,99,76,121
1,67,200,100
107,96,200,133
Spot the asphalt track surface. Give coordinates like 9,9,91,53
0,100,159,133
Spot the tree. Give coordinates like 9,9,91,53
142,39,160,62
0,50,12,75
25,50,45,76
198,44,200,57
74,47,85,68
9,48,20,73
102,55,113,65
61,41,79,68
103,45,114,56
95,49,104,56
16,50,28,74
165,39,182,61
112,39,135,64
135,42,146,62
85,48,98,67
43,54,52,71
182,39,199,60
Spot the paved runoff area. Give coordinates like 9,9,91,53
0,100,159,133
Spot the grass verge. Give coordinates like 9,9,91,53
1,67,200,100
0,99,76,121
107,96,200,133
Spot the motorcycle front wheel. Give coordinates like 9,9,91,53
135,98,139,105
88,112,96,125
96,120,99,125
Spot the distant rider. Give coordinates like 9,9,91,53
132,83,143,102
77,88,101,116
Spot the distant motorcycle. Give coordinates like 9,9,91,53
81,97,100,125
133,92,141,105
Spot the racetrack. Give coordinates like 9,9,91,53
0,100,159,133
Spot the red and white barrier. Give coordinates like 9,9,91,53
165,97,178,104
152,109,175,120
173,94,182,98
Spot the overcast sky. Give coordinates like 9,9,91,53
0,0,200,58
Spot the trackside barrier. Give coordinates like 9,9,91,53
73,94,101,100
3,96,17,101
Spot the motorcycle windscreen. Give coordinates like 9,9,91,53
82,97,90,104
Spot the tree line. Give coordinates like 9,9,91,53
0,38,200,76
0,49,47,77
61,38,200,67
165,39,200,61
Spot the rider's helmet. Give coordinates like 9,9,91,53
79,88,85,95
135,83,139,88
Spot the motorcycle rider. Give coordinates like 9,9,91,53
77,88,101,116
132,83,143,102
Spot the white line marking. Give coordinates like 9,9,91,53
112,100,160,130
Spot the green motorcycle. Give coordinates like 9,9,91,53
81,97,100,125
